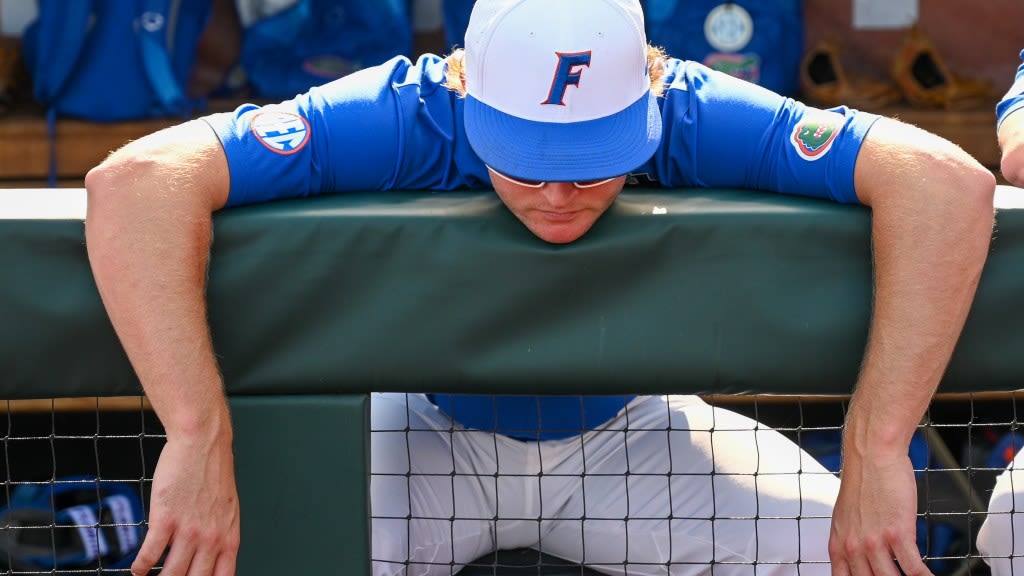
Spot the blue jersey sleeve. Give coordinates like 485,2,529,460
203,54,490,207
639,60,878,205
997,49,1024,130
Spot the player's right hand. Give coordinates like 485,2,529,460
131,430,240,576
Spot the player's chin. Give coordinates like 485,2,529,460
524,214,599,244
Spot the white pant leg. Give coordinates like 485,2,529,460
535,395,840,576
978,448,1024,576
370,393,540,576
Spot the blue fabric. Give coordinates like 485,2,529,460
442,0,476,51
429,395,634,441
204,52,877,439
988,431,1024,468
21,0,210,121
240,0,412,100
464,90,662,183
641,0,804,97
996,49,1024,129
207,54,873,207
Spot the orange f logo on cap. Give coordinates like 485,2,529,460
542,51,592,106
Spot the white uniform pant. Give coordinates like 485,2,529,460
978,449,1024,576
371,393,839,576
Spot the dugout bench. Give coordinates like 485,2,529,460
2,186,1024,574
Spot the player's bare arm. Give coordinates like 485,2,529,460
84,120,239,576
828,117,995,576
998,109,1024,187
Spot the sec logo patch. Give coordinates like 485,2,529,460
791,111,844,161
251,110,310,155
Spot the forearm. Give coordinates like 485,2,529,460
846,117,995,458
846,217,986,458
85,120,231,439
827,118,994,574
85,120,241,575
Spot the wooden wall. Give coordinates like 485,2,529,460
803,0,1023,96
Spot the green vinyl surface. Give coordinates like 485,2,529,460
2,186,1022,398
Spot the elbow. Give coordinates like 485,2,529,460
961,160,996,212
83,156,119,195
83,153,137,285
961,160,997,222
83,138,192,260
933,144,996,218
85,120,229,218
84,147,159,222
84,157,121,220
83,150,162,275
951,158,996,258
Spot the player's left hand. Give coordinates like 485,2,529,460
828,450,933,576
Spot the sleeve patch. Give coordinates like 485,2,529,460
250,110,311,155
790,110,844,161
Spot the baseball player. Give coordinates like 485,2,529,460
975,51,1024,576
83,0,995,575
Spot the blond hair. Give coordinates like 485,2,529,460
442,45,669,98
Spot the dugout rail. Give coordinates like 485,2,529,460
2,187,1024,574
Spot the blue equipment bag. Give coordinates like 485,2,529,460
442,0,476,50
641,0,803,96
240,0,412,100
0,477,146,572
21,0,213,121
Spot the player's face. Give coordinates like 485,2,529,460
487,168,628,244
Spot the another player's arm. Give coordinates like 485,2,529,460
84,119,238,576
828,117,995,576
998,108,1024,186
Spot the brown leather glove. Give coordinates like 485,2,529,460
891,25,993,110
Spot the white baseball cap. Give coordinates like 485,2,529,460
463,0,662,183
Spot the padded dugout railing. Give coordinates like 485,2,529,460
2,186,1023,574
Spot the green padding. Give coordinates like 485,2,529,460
2,187,1022,397
231,394,370,576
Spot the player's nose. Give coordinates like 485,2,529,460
540,182,578,208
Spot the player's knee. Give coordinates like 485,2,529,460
977,492,1020,559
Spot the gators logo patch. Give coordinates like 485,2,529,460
703,53,760,84
251,110,310,155
791,111,844,161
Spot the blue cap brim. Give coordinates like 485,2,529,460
464,90,663,183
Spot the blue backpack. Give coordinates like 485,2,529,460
21,0,212,122
240,0,412,100
442,0,476,51
641,0,804,96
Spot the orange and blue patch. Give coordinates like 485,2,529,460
790,110,843,161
